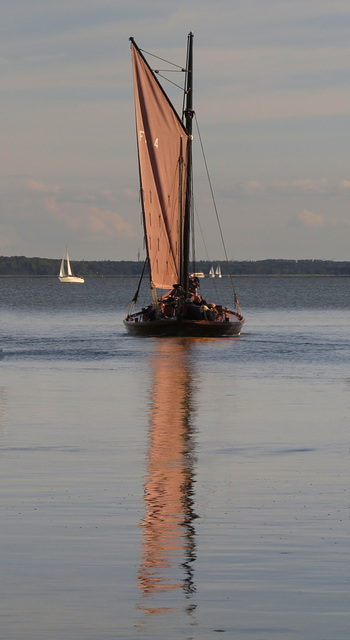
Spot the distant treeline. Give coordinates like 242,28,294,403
1,256,350,277
0,256,143,277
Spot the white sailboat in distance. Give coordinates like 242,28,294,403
215,264,222,278
59,246,84,283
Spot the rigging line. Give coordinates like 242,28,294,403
181,60,187,124
152,69,185,73
140,48,186,70
194,203,220,300
128,257,148,314
193,185,219,301
153,72,186,92
188,162,196,269
192,176,222,299
194,113,237,299
193,202,209,260
191,184,196,269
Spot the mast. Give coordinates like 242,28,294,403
181,31,194,295
179,136,184,283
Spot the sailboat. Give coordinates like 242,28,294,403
215,264,222,278
124,33,244,337
209,265,215,278
58,246,84,283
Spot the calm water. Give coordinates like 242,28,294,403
0,276,349,640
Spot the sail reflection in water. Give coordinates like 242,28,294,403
138,339,198,599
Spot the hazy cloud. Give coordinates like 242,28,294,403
2,1,350,259
86,208,135,237
0,225,19,249
232,178,350,198
44,194,135,239
298,210,325,227
28,180,61,193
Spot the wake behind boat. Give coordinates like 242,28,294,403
59,246,84,283
124,33,244,337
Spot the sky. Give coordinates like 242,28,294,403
2,0,350,261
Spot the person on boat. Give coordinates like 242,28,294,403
192,294,208,307
146,302,166,321
181,298,203,320
206,303,219,321
200,304,210,319
158,303,167,318
188,275,199,297
144,306,155,321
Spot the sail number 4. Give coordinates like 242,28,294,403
139,130,158,148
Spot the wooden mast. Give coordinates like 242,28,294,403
181,31,194,296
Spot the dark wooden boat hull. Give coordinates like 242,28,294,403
123,316,244,337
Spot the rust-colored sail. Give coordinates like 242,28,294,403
131,41,188,290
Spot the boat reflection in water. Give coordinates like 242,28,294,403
137,339,198,611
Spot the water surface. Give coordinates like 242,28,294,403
0,276,349,639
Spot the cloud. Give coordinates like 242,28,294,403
292,179,328,193
4,0,350,261
0,224,19,248
28,180,60,193
266,179,332,196
232,178,350,198
297,210,325,227
86,207,135,237
121,187,139,199
45,194,135,238
273,178,350,196
241,181,264,194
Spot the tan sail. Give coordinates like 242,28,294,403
131,42,189,289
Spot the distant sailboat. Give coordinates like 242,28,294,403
215,264,222,278
209,265,215,278
58,246,84,283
